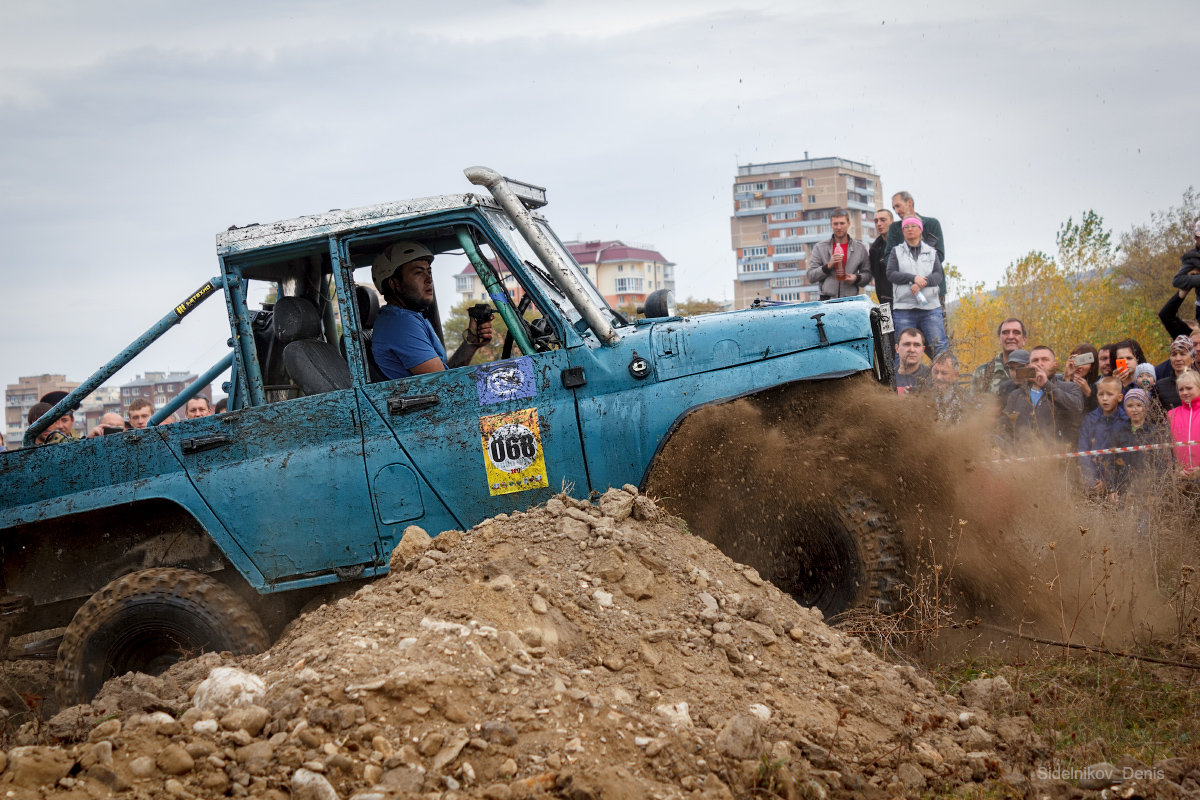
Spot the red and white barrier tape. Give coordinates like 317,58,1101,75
991,440,1199,464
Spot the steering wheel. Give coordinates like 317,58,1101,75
502,294,556,359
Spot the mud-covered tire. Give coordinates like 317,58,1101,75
55,568,269,707
787,492,905,618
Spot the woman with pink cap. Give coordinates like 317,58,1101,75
885,216,948,361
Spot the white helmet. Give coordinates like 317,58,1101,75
371,241,435,294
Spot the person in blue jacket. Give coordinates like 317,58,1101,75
1077,376,1133,498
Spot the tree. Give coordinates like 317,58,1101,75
1056,210,1115,276
677,297,724,316
948,207,1167,371
1116,187,1198,328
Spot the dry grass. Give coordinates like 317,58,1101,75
840,488,1200,772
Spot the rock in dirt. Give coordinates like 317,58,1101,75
960,675,1015,712
715,714,763,760
192,666,265,710
292,768,339,800
156,743,195,775
3,746,75,788
389,525,432,569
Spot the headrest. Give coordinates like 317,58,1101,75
273,296,322,343
356,284,379,329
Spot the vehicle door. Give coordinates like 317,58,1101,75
359,347,588,530
166,387,384,585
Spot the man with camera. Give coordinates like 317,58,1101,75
1000,346,1083,449
87,412,128,438
370,241,494,380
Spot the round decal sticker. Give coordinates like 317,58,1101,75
487,423,538,473
485,366,526,400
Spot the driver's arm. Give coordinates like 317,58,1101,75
409,357,447,375
447,318,493,368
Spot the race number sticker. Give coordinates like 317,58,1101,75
480,408,549,496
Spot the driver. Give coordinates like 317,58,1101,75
371,241,493,379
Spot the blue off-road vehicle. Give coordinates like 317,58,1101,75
1,167,900,705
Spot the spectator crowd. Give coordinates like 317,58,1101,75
879,217,1200,496
19,391,219,447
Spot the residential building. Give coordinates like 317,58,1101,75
731,156,883,309
119,372,210,419
455,240,674,311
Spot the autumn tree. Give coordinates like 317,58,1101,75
677,297,724,316
948,207,1169,372
1116,187,1198,328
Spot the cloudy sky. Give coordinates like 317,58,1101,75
2,0,1197,396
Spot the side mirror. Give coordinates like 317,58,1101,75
639,289,676,319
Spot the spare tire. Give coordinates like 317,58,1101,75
56,568,269,706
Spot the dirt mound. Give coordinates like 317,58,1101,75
0,489,1161,798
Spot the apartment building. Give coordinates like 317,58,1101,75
731,156,883,309
455,240,674,311
119,372,209,415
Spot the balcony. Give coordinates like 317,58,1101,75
734,207,768,218
773,232,828,245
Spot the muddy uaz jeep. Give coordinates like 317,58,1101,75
0,166,900,705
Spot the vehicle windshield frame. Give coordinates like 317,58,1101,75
481,208,625,336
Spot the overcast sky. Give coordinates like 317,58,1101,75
2,0,1197,397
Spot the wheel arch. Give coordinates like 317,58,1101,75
1,497,261,636
638,370,858,491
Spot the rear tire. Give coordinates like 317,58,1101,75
55,568,268,707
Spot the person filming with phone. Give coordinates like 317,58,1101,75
1000,346,1083,450
1063,345,1100,414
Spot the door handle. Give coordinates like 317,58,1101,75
181,434,231,454
388,393,439,415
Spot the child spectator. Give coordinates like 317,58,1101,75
1167,369,1200,482
1124,388,1169,485
1131,362,1166,423
1077,376,1132,497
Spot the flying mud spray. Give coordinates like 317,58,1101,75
645,374,1198,656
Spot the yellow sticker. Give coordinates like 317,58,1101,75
175,281,216,317
480,408,549,496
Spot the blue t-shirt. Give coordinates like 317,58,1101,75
372,306,447,379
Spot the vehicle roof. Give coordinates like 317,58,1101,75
215,193,500,256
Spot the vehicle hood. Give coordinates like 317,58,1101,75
647,296,875,381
